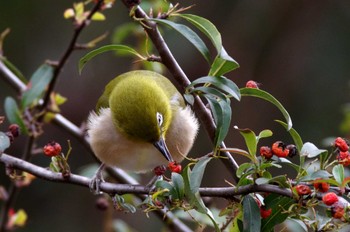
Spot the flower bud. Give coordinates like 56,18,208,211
295,184,311,196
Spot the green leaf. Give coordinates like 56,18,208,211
190,156,212,192
171,172,185,200
257,129,273,141
236,163,254,178
237,128,257,158
22,64,54,108
205,95,232,147
300,142,327,158
176,14,239,76
0,132,10,153
333,164,345,185
275,120,303,152
261,194,294,232
78,45,144,74
284,218,308,232
183,93,195,105
176,14,222,52
188,75,241,101
240,88,292,130
151,18,210,63
209,48,239,77
277,157,301,173
91,12,105,21
242,194,261,232
0,56,27,83
191,86,228,101
182,164,220,231
299,170,332,182
4,97,28,135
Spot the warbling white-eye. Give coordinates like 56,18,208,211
87,70,198,179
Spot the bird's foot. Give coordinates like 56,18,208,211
89,163,106,195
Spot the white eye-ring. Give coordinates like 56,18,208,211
156,112,163,127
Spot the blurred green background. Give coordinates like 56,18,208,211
1,0,350,231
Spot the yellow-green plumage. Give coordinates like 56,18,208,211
88,70,198,172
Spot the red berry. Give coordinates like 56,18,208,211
260,207,272,219
338,151,349,160
331,202,345,219
313,179,330,193
168,161,182,173
295,184,311,196
43,141,62,157
8,124,20,138
271,141,289,158
322,192,338,206
154,165,166,176
334,137,349,152
260,146,272,159
245,80,259,89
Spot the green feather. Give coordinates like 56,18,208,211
96,70,185,142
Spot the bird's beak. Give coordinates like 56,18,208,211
153,137,173,162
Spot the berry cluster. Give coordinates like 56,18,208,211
294,181,346,219
260,141,297,159
335,137,350,166
43,141,62,157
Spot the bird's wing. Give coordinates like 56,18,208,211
95,77,121,112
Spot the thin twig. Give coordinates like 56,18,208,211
40,0,104,112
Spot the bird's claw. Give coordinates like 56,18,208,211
89,163,106,195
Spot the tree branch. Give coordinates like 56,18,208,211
0,153,294,199
40,0,104,112
119,1,239,182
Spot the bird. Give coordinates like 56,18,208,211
87,70,198,187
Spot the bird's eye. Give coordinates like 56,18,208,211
156,112,163,127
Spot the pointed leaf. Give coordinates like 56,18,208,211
333,164,344,185
152,18,210,63
182,164,219,231
209,48,239,77
177,14,222,52
300,142,327,158
183,93,195,105
22,64,54,108
257,129,273,141
242,194,261,232
188,75,241,101
285,218,308,232
190,156,212,192
275,120,303,152
79,45,144,73
191,86,227,101
91,12,105,21
4,97,28,135
237,128,257,157
176,14,239,76
171,172,185,200
241,88,292,130
299,170,332,182
0,132,10,152
0,57,27,83
236,163,254,178
205,95,232,147
261,194,294,232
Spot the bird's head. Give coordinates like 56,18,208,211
109,76,173,161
